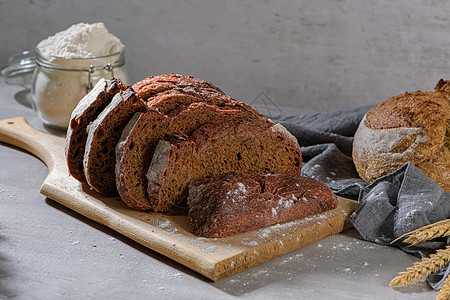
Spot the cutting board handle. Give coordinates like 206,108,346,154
0,117,65,171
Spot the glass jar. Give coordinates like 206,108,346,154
31,49,129,130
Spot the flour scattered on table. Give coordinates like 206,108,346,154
342,267,353,274
332,243,351,251
170,272,184,280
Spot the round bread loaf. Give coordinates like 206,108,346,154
352,80,450,192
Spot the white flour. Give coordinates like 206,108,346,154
37,22,124,58
32,22,127,128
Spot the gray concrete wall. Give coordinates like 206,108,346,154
1,0,450,114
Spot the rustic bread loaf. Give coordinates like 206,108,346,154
187,171,338,238
65,78,127,182
115,101,268,210
353,81,450,192
146,119,302,212
84,88,147,195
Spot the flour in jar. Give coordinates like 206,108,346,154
37,22,124,58
32,22,127,129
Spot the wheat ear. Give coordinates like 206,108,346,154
437,275,450,300
390,246,450,287
391,219,450,246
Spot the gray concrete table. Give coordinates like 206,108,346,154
0,78,436,299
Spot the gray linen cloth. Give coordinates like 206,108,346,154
274,106,450,290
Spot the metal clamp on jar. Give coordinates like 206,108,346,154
1,49,129,130
32,49,128,130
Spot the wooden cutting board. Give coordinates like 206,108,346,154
0,117,358,281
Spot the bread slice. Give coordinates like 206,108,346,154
84,88,147,195
353,89,450,192
115,101,268,210
188,171,339,238
67,75,207,185
115,110,169,209
146,119,303,212
65,78,127,182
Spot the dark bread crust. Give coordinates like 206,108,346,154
365,91,448,145
65,78,127,182
146,119,302,212
84,88,147,195
167,101,267,134
435,79,450,99
116,101,269,211
188,171,338,238
147,88,234,114
134,73,235,114
132,73,225,100
353,85,450,192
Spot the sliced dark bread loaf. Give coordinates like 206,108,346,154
146,119,302,212
115,101,269,210
65,78,127,182
84,88,147,195
187,171,338,238
83,76,236,196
